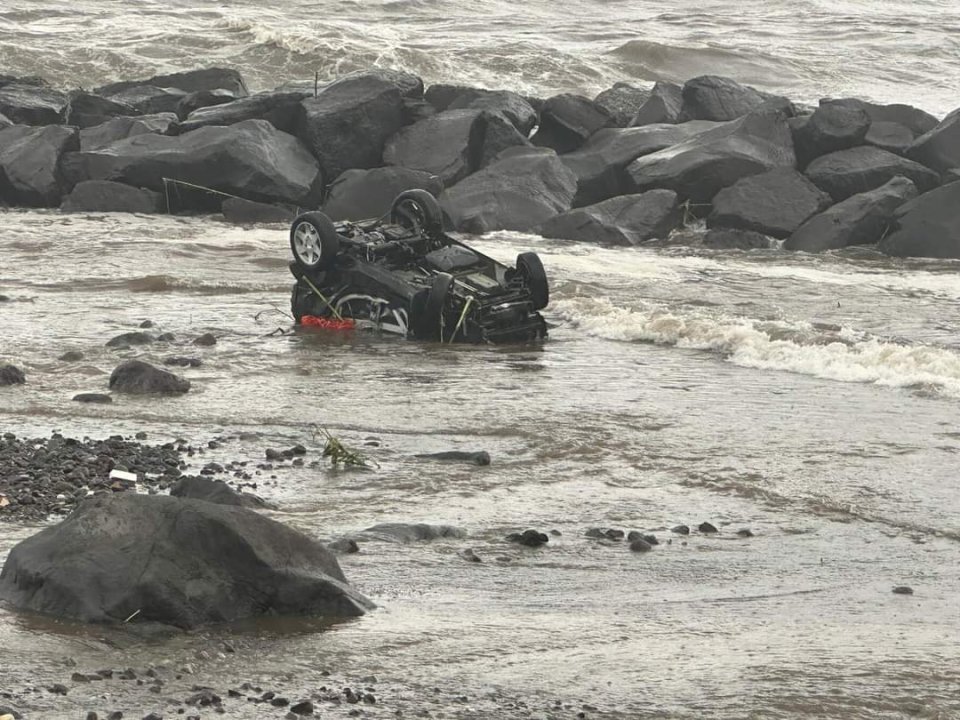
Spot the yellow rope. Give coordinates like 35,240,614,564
301,274,344,320
449,296,474,343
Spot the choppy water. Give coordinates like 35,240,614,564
3,2,960,718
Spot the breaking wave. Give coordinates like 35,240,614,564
553,296,960,397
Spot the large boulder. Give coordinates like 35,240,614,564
805,145,940,202
221,197,295,224
447,89,537,135
0,83,67,125
95,67,249,98
62,91,137,129
561,121,717,206
61,180,163,214
179,90,312,135
537,189,680,245
80,114,180,151
0,125,79,206
707,167,832,238
169,476,272,509
630,81,683,126
440,146,577,233
175,89,238,120
383,109,484,187
865,121,915,156
100,86,188,115
531,94,615,153
625,109,796,203
785,175,917,252
907,108,960,175
791,103,870,168
323,166,443,221
424,83,475,112
0,364,26,386
878,182,960,258
679,75,773,122
297,73,404,180
0,493,372,628
819,98,939,138
62,119,323,209
109,360,190,395
593,83,651,128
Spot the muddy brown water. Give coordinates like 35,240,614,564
2,211,960,718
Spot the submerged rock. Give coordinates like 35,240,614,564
61,180,163,214
0,365,26,386
0,493,372,628
105,331,155,348
360,523,466,543
109,360,190,395
507,529,549,547
698,522,719,534
72,393,112,404
414,450,491,465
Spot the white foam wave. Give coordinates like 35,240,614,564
553,297,960,397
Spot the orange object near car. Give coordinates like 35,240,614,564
301,315,356,331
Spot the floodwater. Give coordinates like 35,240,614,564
2,211,960,718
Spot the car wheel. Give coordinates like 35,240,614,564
517,252,549,310
418,272,454,340
390,189,443,237
290,212,340,270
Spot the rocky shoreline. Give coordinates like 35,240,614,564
0,68,957,257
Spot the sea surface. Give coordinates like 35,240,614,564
1,2,960,718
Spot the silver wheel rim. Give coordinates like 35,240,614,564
293,222,323,266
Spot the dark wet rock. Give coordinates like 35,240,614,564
109,360,190,395
630,81,683,126
698,522,719,534
361,523,466,543
59,350,85,362
0,365,26,386
586,528,624,540
531,93,615,153
907,107,960,175
106,331,155,348
323,166,443,222
63,119,323,210
290,699,315,715
169,476,273,509
62,90,137,129
156,332,175,342
221,197,295,224
384,109,485,187
186,689,222,707
791,103,869,168
0,492,372,627
327,538,360,554
625,110,796,203
61,180,164,214
297,73,404,180
163,356,201,368
414,450,491,465
703,228,774,250
671,524,690,535
180,90,311,135
96,68,249,99
192,333,217,347
537,189,680,245
477,111,533,168
707,167,832,238
142,713,163,720
401,97,436,126
594,82,651,128
80,114,180,151
892,585,914,595
460,548,482,563
864,121,914,156
100,85,188,116
0,294,9,301
48,683,69,695
176,88,238,119
680,76,776,122
736,528,754,537
879,182,960,258
424,83,475,112
820,98,939,138
447,89,538,135
629,538,653,552
561,121,716,206
805,145,939,202
786,175,917,252
507,529,549,547
0,124,79,206
440,146,577,233
73,393,113,404
0,82,67,125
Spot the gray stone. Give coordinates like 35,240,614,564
169,476,272,509
786,175,917,252
447,89,537,135
537,190,680,245
0,125,79,206
80,114,180,151
383,109,485,187
180,90,311,135
907,107,960,175
109,360,190,395
105,331,155,348
0,365,26,386
175,89,238,120
630,82,683,126
440,146,577,233
864,121,915,156
820,98,939,138
625,109,796,203
96,67,249,98
101,85,187,115
703,228,774,250
323,166,443,222
805,145,940,202
708,168,832,238
73,393,113,404
221,197,295,224
531,94,615,153
0,83,67,125
680,75,772,122
360,523,466,543
61,180,163,214
593,82,652,127
879,182,960,258
792,103,870,167
62,91,137,129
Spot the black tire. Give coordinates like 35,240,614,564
290,212,340,270
390,189,443,237
418,272,454,340
517,252,549,310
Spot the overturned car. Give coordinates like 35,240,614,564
288,190,549,343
